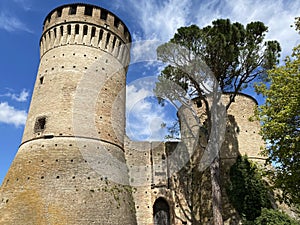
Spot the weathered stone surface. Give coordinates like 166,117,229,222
125,94,265,225
0,3,267,225
0,3,136,225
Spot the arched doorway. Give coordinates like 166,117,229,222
153,197,170,225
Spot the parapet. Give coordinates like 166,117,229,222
40,3,131,63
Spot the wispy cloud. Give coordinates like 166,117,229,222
0,89,29,102
0,11,32,33
0,102,27,127
123,0,300,141
13,0,32,11
127,0,192,41
201,0,300,58
125,0,299,59
126,77,176,141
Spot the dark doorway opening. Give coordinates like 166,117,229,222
153,198,170,225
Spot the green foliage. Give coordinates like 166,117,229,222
253,208,299,225
255,44,300,205
155,18,281,225
155,19,281,107
227,156,272,221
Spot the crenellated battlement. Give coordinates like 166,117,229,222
40,4,131,64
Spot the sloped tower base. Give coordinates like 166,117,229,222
0,138,136,224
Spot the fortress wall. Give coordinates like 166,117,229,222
0,3,268,225
125,94,265,225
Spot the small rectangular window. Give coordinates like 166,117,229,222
69,5,77,15
84,6,93,16
40,76,44,84
100,9,108,20
34,117,46,132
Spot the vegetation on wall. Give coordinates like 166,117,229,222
253,208,299,225
227,155,272,221
227,155,299,224
155,18,281,225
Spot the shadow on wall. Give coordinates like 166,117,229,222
165,113,241,224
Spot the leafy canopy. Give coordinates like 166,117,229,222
155,19,281,225
253,208,298,225
255,44,300,205
155,19,281,109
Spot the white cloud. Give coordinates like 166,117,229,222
126,77,177,141
127,0,191,41
122,0,300,141
12,89,29,102
193,0,300,58
0,89,29,102
0,11,32,33
0,102,27,127
131,40,164,64
125,0,299,59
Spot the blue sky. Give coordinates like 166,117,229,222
0,0,299,184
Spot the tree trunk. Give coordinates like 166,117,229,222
210,156,223,225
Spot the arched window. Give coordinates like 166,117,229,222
153,198,170,225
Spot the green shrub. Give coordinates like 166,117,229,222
227,155,272,221
253,208,299,225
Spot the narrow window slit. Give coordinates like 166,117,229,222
105,33,110,49
83,25,88,36
75,24,79,34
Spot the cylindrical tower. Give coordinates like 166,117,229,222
0,3,136,225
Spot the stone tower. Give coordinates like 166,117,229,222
0,3,137,225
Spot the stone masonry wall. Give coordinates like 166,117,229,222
0,4,136,225
125,94,265,225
